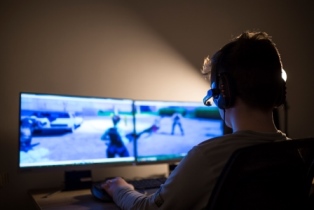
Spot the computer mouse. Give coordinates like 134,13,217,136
90,182,113,202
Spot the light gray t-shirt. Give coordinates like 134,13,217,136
113,130,289,210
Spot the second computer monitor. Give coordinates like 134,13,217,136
134,100,224,164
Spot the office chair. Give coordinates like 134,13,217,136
204,138,314,210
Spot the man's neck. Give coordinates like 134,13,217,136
228,103,277,133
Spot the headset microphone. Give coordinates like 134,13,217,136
203,89,214,106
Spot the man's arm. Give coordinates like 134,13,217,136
101,146,216,209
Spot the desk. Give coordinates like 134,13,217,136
29,188,119,210
30,185,314,209
29,188,158,210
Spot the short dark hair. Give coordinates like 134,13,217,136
202,31,285,111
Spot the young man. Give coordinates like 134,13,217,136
101,31,289,209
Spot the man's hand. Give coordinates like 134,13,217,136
101,177,134,197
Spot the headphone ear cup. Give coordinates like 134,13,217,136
216,73,236,109
275,79,286,107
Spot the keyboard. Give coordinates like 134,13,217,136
127,177,167,190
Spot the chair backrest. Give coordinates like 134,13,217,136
205,138,314,210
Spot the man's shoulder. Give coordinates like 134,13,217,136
197,133,240,147
194,130,288,155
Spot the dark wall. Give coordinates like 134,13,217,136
0,1,313,208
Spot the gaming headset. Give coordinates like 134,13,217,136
203,51,286,109
203,71,236,109
203,50,236,109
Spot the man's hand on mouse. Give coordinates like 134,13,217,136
102,177,134,197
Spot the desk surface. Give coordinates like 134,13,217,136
29,185,314,210
30,188,119,210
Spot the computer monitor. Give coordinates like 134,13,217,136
133,100,224,164
19,92,135,170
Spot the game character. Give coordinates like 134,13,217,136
101,127,130,158
101,113,130,158
171,112,184,135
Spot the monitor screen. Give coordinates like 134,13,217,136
133,100,224,164
19,92,135,169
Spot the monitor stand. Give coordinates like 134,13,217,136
63,170,93,191
168,163,178,175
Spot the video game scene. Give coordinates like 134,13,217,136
19,93,135,168
133,100,224,163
